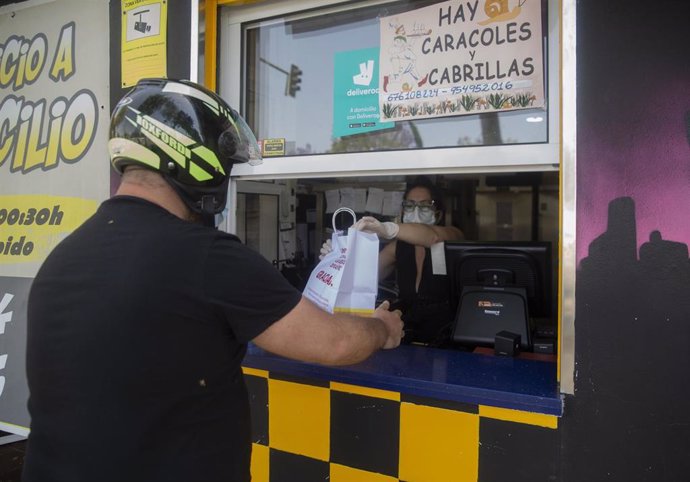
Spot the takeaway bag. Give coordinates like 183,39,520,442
303,208,379,315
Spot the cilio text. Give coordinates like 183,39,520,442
0,23,99,173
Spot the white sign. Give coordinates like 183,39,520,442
379,0,544,121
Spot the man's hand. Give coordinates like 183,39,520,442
319,239,333,260
374,300,404,349
354,216,400,240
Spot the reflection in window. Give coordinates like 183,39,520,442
243,0,548,156
237,193,279,264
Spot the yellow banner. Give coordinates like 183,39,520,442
121,0,168,88
0,195,98,265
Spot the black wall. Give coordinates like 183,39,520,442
562,1,690,481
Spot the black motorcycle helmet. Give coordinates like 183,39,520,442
108,78,261,224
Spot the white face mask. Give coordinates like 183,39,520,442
403,207,437,225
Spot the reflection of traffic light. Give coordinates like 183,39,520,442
286,64,302,97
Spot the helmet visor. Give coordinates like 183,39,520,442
229,111,263,166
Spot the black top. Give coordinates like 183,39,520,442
395,240,453,345
23,196,302,482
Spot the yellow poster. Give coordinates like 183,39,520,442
0,196,99,265
121,0,168,88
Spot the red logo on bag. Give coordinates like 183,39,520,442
330,257,346,271
316,270,334,287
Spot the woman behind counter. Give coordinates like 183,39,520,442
323,177,464,345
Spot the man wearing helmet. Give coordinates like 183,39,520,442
23,79,403,482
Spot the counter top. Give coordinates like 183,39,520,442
243,343,562,416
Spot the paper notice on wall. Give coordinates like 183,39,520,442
325,189,340,213
382,191,404,216
353,189,368,212
365,188,384,214
121,0,168,87
430,242,447,275
339,187,355,211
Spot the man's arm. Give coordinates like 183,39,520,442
252,298,403,366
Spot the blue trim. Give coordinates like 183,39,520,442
244,344,563,416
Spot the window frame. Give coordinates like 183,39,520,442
215,0,576,394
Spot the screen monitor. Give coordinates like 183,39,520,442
444,241,553,350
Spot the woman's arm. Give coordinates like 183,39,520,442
378,241,397,280
356,216,464,248
395,223,464,247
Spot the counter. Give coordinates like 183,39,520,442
243,343,562,416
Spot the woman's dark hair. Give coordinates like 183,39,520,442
403,176,446,214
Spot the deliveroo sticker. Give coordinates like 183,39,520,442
333,47,394,138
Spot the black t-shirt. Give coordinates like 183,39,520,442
395,240,453,345
23,196,302,482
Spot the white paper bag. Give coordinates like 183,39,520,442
303,208,379,315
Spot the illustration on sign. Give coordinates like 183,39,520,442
128,7,159,39
333,47,394,138
379,0,545,121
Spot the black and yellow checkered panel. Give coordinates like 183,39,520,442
243,368,558,482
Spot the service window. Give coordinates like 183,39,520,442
234,172,560,349
217,0,571,390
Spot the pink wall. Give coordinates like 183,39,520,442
576,55,690,264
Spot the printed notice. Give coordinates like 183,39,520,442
261,138,286,157
333,48,394,138
365,188,384,214
121,0,168,87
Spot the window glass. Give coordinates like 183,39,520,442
243,0,548,156
237,193,279,264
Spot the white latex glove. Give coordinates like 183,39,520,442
354,216,400,240
318,238,333,260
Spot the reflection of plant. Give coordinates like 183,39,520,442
382,103,400,119
329,121,420,153
512,93,534,107
456,135,482,146
486,93,509,109
459,95,478,111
